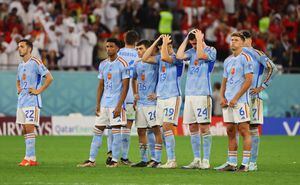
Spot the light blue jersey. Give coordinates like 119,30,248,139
242,47,277,98
184,47,217,96
17,57,49,108
133,60,158,106
155,54,183,99
223,52,253,103
98,57,130,108
118,48,139,104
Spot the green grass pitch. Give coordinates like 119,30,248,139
0,136,299,185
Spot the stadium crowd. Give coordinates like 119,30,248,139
0,0,299,72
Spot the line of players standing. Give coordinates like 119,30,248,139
76,29,277,171
15,27,277,171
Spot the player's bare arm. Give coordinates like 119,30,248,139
195,29,208,60
142,36,162,63
95,79,104,116
16,80,21,94
132,78,139,100
176,35,189,60
161,35,173,64
29,72,53,95
220,77,228,108
132,78,139,111
250,59,278,95
113,78,129,118
250,86,265,95
229,73,253,107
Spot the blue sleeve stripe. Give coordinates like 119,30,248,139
36,74,41,108
263,61,273,84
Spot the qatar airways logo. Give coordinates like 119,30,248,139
0,120,52,135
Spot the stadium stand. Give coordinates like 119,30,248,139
0,0,299,72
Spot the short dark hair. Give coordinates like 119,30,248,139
136,40,151,48
157,37,173,46
188,33,196,40
125,30,139,45
18,39,33,51
231,32,245,41
106,38,121,48
240,30,252,39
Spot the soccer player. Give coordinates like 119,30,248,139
241,30,278,171
142,35,183,168
145,40,161,166
218,32,253,172
115,30,140,165
176,29,217,169
77,38,129,168
17,39,53,166
131,40,162,167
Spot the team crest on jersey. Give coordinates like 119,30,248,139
231,68,235,75
107,72,112,80
141,73,145,81
194,60,199,66
162,66,166,72
22,73,26,80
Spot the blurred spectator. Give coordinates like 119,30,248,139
103,1,119,32
93,0,106,24
223,0,235,14
30,22,45,59
158,3,173,34
6,28,22,69
215,21,235,61
61,22,80,69
0,32,9,70
0,0,299,72
3,7,24,34
269,13,283,39
181,0,205,31
282,4,299,40
138,0,159,40
79,25,97,70
0,2,9,30
93,14,111,36
119,0,141,32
